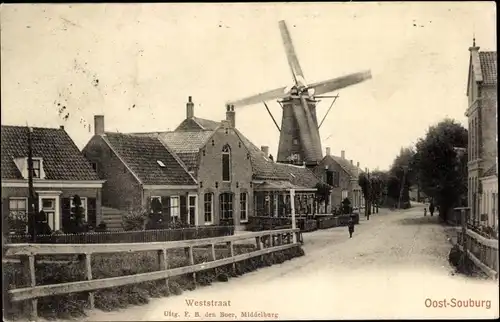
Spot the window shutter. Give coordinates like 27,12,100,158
161,197,171,222
2,198,10,235
87,198,97,227
61,197,71,233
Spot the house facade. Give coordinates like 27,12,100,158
82,117,198,229
465,40,497,230
134,99,255,229
1,125,104,234
314,148,365,212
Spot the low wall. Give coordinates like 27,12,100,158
316,214,360,230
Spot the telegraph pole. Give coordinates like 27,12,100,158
27,126,37,242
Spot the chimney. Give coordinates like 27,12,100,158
226,104,235,128
261,146,269,157
94,115,104,135
357,161,360,168
341,150,345,159
350,160,353,165
186,96,194,119
326,147,331,156
59,125,65,130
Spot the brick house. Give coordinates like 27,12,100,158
1,125,104,234
133,97,325,229
465,40,497,229
314,148,365,212
82,117,198,228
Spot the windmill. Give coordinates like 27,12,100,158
227,20,372,166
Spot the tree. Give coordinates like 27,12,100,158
315,182,332,214
412,119,468,223
146,198,166,230
370,176,383,213
68,195,86,233
341,198,351,215
358,173,371,217
389,146,415,209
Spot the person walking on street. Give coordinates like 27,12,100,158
348,216,355,238
429,201,435,217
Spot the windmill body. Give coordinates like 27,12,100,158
227,20,372,167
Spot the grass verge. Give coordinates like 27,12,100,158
3,244,304,321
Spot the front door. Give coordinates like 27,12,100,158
39,196,59,232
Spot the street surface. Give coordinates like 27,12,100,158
83,204,499,320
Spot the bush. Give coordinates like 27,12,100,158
122,208,148,231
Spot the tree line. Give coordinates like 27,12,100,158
358,118,468,222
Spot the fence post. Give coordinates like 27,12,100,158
188,246,196,288
21,255,37,320
211,243,217,276
80,253,95,309
227,241,236,274
157,249,169,292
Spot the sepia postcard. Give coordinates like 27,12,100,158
1,2,498,321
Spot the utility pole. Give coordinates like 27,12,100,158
27,126,37,243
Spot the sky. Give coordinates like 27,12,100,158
1,2,496,170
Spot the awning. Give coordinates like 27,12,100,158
253,180,316,192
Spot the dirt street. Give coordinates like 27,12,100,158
84,205,499,320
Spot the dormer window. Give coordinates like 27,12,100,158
13,157,45,179
32,159,41,178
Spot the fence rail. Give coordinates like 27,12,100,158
4,228,301,320
5,225,234,244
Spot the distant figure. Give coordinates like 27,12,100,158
429,202,435,217
347,216,355,238
424,207,427,216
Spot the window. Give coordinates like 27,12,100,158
204,193,213,224
40,197,57,231
189,195,197,225
219,193,233,219
91,162,98,172
240,193,248,223
8,198,28,234
70,197,87,221
170,196,180,218
342,190,348,200
326,171,334,186
32,159,41,178
222,144,231,182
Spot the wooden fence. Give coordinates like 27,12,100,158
247,214,360,232
4,228,301,320
4,225,234,244
455,226,498,279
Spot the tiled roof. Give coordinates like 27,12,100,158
133,130,216,172
327,155,363,178
275,163,325,188
483,164,497,177
102,132,196,186
479,52,497,85
234,129,289,181
175,117,220,131
1,125,100,181
157,131,215,153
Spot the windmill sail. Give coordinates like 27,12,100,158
278,20,306,86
